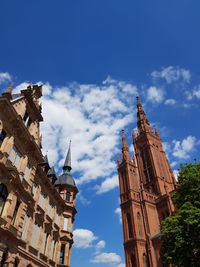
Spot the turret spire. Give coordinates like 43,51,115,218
63,140,72,172
7,84,14,94
122,130,130,162
136,96,151,134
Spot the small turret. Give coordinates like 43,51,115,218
122,130,130,162
47,166,57,184
54,141,77,188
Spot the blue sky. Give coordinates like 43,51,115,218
1,1,200,266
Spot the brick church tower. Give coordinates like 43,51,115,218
117,97,177,267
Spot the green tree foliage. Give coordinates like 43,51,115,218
161,163,200,266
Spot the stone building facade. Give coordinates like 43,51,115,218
117,97,176,267
0,85,78,267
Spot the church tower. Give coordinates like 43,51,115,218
117,97,176,267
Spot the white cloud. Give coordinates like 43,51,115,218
91,252,121,264
115,207,122,224
164,99,176,105
33,77,137,190
118,264,125,267
151,66,191,84
172,136,196,159
13,82,30,94
73,229,97,248
77,191,91,206
173,170,179,181
193,89,200,99
0,72,12,83
103,76,138,95
170,161,178,168
95,175,119,194
147,86,164,103
95,240,106,252
186,85,200,100
162,142,171,154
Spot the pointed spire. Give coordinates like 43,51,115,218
136,96,151,134
63,140,72,172
132,129,136,142
122,130,130,162
154,126,159,137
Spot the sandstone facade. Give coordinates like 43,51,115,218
0,85,78,267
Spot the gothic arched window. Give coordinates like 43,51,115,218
126,213,133,238
137,212,143,237
14,258,19,267
143,254,148,267
131,254,135,267
0,184,8,215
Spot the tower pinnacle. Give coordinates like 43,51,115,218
122,130,130,162
136,96,151,134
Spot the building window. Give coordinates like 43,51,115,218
50,239,56,260
141,147,154,183
8,146,22,168
122,171,129,193
0,184,8,215
65,191,71,202
63,217,68,231
60,244,65,264
11,200,20,225
131,254,135,267
127,213,133,238
38,192,46,209
30,223,40,249
14,258,19,267
41,232,47,254
0,251,7,267
23,111,32,128
55,212,60,226
31,183,37,196
137,212,143,237
143,254,149,267
24,163,31,181
21,215,30,241
47,203,54,218
44,233,49,256
0,130,6,145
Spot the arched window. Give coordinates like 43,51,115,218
0,251,7,266
0,184,8,215
126,213,133,238
137,212,143,237
0,130,6,145
143,254,148,267
60,244,65,264
131,254,135,267
65,191,71,202
14,258,19,267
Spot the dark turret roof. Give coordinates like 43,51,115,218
54,172,76,186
